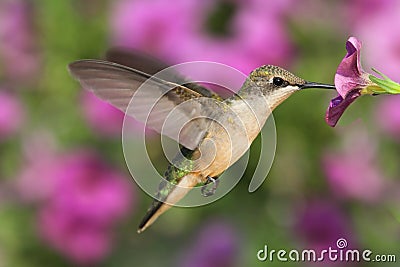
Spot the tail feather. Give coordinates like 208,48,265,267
137,173,201,233
137,201,163,233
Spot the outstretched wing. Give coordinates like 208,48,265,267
105,48,222,100
68,60,219,150
105,48,170,76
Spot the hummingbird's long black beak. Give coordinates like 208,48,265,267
299,81,336,90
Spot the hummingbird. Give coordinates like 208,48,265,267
68,49,336,233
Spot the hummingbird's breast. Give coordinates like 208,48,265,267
193,97,271,177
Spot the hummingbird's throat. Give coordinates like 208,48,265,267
265,85,298,110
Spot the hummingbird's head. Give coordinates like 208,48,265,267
247,65,336,109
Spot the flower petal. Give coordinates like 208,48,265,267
334,37,369,98
325,90,361,127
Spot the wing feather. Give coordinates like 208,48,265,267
105,48,222,99
68,60,217,149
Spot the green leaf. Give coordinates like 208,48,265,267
371,68,392,80
369,68,400,94
369,76,400,94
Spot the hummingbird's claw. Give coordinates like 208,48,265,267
201,176,219,197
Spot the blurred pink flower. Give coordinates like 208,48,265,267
179,220,240,267
45,152,134,224
322,128,385,202
82,91,154,137
244,0,293,13
17,131,58,201
81,91,124,137
0,0,39,81
111,0,198,59
18,149,135,265
294,200,354,255
231,2,293,71
111,0,294,75
375,95,400,140
0,91,24,140
350,1,400,80
17,153,59,201
39,206,111,265
346,0,396,22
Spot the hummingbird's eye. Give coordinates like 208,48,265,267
272,77,284,86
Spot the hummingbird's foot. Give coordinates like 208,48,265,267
201,176,219,197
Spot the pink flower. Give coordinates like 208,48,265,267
0,0,39,81
334,38,371,98
81,91,124,137
47,152,134,224
322,127,385,202
375,95,400,140
178,220,240,267
16,131,58,201
110,0,294,74
326,37,376,127
111,0,197,61
323,155,385,203
17,153,59,201
232,2,293,70
18,149,135,265
325,90,361,128
82,91,153,137
352,3,400,81
346,0,396,23
39,205,111,265
0,91,24,140
294,200,354,254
